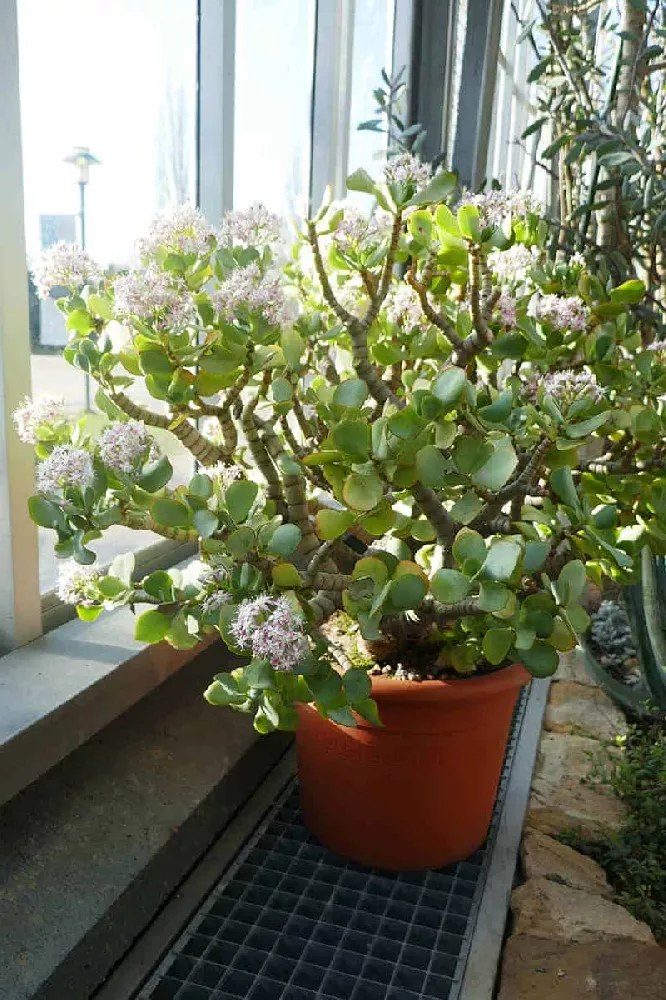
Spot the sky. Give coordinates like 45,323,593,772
18,0,199,265
17,0,392,267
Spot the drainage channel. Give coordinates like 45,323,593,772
132,680,542,1000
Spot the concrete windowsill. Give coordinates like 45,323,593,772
0,599,213,808
0,645,292,1000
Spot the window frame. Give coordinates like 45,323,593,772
0,0,43,651
1,0,410,650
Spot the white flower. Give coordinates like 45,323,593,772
36,445,95,494
201,417,224,445
647,339,666,352
383,154,431,191
205,463,242,490
211,263,295,328
98,420,158,475
137,204,216,258
536,294,587,332
32,242,102,299
113,264,195,327
219,203,283,248
334,271,369,318
56,560,101,605
230,594,309,672
488,244,538,283
459,189,540,228
13,395,67,444
106,321,132,353
385,284,428,331
569,252,586,268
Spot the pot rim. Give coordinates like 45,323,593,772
365,661,530,703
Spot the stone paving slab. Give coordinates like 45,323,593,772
527,733,626,841
521,829,613,899
552,650,596,687
544,681,627,742
511,878,655,945
497,935,666,999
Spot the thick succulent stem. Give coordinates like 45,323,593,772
253,414,327,564
241,379,286,516
310,571,353,591
410,483,456,546
406,264,464,349
171,415,228,466
308,590,341,625
307,217,403,409
293,395,322,448
473,437,551,530
495,437,551,502
362,211,403,329
121,510,198,543
110,391,226,467
305,539,338,583
432,598,486,620
306,221,357,328
451,246,495,366
110,392,170,428
349,323,403,407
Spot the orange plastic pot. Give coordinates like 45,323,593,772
296,663,530,871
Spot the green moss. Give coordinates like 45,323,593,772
326,612,376,668
558,722,666,942
349,637,375,669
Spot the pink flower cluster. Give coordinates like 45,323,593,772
13,395,67,444
36,445,95,494
488,244,537,283
33,243,102,299
230,594,309,672
219,203,283,248
333,208,391,254
496,294,518,328
211,263,295,328
334,272,368,318
199,562,230,589
202,590,232,616
56,560,101,605
98,420,158,475
113,264,194,327
385,284,429,331
536,294,587,332
383,153,431,190
459,190,539,228
137,205,216,258
524,368,603,407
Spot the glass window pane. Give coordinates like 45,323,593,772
233,0,315,215
348,0,394,175
17,0,198,593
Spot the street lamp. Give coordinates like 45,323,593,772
63,145,101,252
64,146,100,411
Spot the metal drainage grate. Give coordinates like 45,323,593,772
139,689,527,1000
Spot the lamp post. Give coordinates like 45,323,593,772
63,146,100,411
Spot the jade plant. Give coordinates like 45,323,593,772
18,158,666,732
